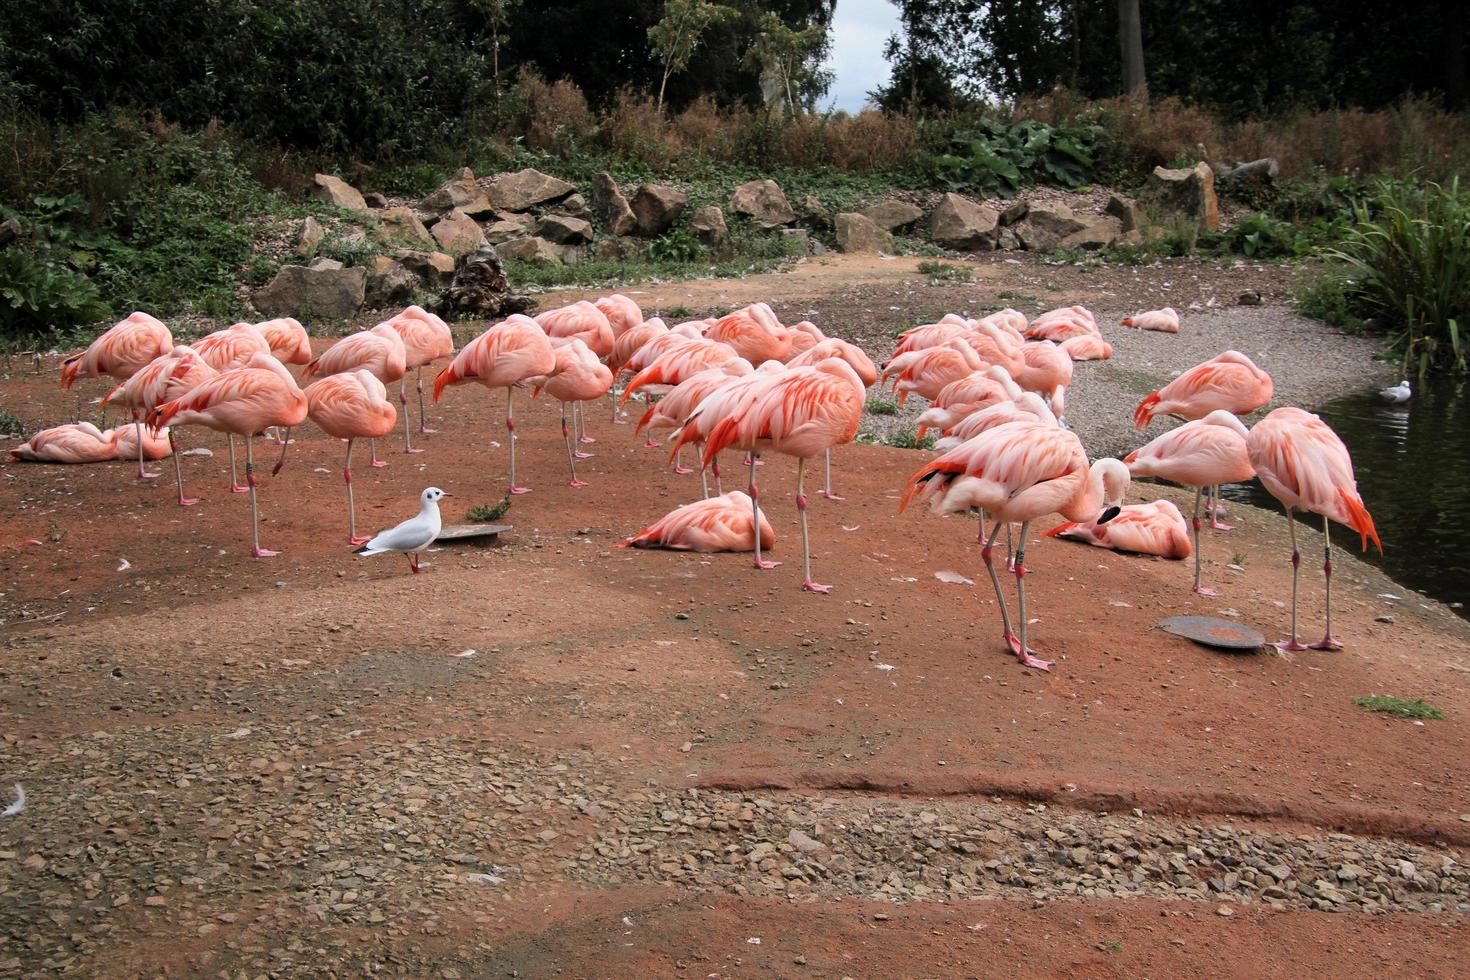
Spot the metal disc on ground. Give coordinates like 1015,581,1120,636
1157,615,1265,651
435,524,512,543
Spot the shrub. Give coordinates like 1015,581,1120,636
0,248,108,342
928,117,1105,198
1353,695,1444,720
917,260,972,282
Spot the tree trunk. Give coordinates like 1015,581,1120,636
657,64,671,113
1117,0,1146,96
1445,0,1468,110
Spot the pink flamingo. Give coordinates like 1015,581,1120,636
110,424,173,464
384,306,454,451
1123,307,1180,333
11,423,118,463
704,303,793,364
534,338,614,487
304,324,408,468
104,346,218,504
1016,341,1072,423
150,354,308,557
606,316,667,423
882,339,988,405
636,361,753,484
59,311,173,478
1134,351,1273,428
254,318,313,365
1045,500,1192,559
785,320,827,359
593,293,644,338
621,491,775,552
916,366,1025,439
1026,306,1099,343
786,337,879,499
901,421,1129,670
1059,334,1113,361
703,359,865,592
306,370,398,544
1246,407,1381,652
621,337,741,447
1125,410,1255,595
537,301,614,446
194,322,275,490
434,314,555,495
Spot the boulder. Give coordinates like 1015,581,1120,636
490,168,575,212
561,193,592,219
393,249,456,286
498,236,564,266
376,207,434,248
364,256,419,308
1013,202,1088,251
1105,194,1145,235
592,238,635,262
312,174,369,213
485,214,538,244
364,192,389,209
536,214,594,246
422,167,495,215
437,244,534,319
778,227,811,255
834,212,893,254
0,217,21,249
630,183,687,236
999,200,1029,226
431,208,487,255
590,172,637,236
307,257,345,271
995,227,1021,251
862,200,924,233
253,264,366,320
1138,161,1220,231
929,193,998,250
690,205,727,247
296,216,325,257
1059,214,1123,250
730,179,796,228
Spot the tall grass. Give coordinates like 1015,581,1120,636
1317,178,1470,375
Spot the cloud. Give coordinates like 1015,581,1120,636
822,0,900,112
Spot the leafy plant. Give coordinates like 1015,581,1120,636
0,248,109,341
930,117,1105,198
647,227,711,263
885,430,935,450
467,496,512,522
866,397,899,415
1353,695,1444,720
0,406,24,435
917,260,972,282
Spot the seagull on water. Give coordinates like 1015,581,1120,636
355,486,447,573
1379,379,1411,403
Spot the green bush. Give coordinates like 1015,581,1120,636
928,117,1106,198
0,248,108,342
1318,177,1470,374
647,228,710,263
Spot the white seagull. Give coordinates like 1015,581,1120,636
355,486,447,573
1379,379,1411,403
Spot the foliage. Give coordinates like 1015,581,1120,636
917,260,973,282
466,496,512,522
1201,213,1304,260
929,117,1104,198
649,0,741,111
865,397,900,415
647,228,710,263
1318,178,1470,375
1353,695,1444,720
0,194,111,341
885,430,936,450
743,11,833,114
0,406,24,436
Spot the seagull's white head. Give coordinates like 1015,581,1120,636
422,487,447,505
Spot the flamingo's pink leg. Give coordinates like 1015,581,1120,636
346,439,370,546
507,387,530,494
1275,508,1309,652
562,405,588,487
1009,521,1052,670
228,433,248,493
170,429,198,506
797,458,829,593
1191,487,1219,597
749,454,779,570
1309,512,1343,650
416,367,436,434
245,436,279,558
401,378,422,454
820,447,844,501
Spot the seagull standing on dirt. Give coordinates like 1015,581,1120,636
1379,379,1411,403
354,487,447,574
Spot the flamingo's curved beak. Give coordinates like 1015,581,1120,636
1097,505,1121,525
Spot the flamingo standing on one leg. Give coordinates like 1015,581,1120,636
384,306,454,451
434,315,555,495
104,346,218,504
534,338,614,487
58,311,173,478
786,337,878,500
303,323,407,468
1124,410,1256,596
306,370,398,544
1246,406,1381,652
900,420,1130,670
703,358,865,592
636,361,753,486
254,317,313,366
537,301,614,452
149,354,307,557
194,321,275,491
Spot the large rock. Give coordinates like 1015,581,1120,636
485,214,537,245
254,264,366,320
779,227,811,255
1105,193,1145,235
1060,214,1123,250
364,256,419,308
296,216,325,257
312,173,369,213
1138,161,1220,231
437,245,534,319
431,208,487,255
589,173,637,236
729,179,796,228
422,167,495,215
592,238,635,262
862,200,924,232
929,193,998,250
393,249,456,286
690,206,727,247
536,214,594,246
498,236,564,266
630,183,687,237
376,207,434,248
490,168,575,212
1014,202,1089,251
834,212,893,254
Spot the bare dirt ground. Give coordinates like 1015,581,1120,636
1,255,1466,977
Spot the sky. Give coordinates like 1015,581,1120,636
822,0,901,113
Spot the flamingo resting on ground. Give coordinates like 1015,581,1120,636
307,370,398,545
434,315,555,495
149,354,308,557
620,491,775,552
1045,500,1192,559
11,423,119,463
1125,410,1256,595
1122,307,1180,333
1246,407,1381,652
901,420,1130,670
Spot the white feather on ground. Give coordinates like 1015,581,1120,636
3,784,25,817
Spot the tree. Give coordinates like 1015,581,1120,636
744,10,833,113
1116,0,1145,95
648,0,740,112
469,0,523,100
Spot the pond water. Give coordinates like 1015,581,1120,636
1220,376,1470,618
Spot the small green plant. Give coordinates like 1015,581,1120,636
866,397,899,415
917,260,972,283
466,496,512,522
1354,695,1444,720
884,429,935,450
665,304,694,320
1230,553,1247,567
1103,940,1123,954
0,407,24,435
995,290,1039,305
647,227,710,263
